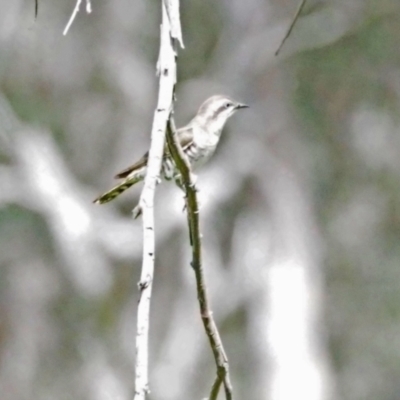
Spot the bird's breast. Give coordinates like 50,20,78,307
193,126,220,149
186,142,216,170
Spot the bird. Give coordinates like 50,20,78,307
93,95,248,204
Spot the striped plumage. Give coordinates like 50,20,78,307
93,95,248,204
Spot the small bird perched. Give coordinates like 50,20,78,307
93,95,248,204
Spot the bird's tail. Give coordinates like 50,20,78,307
93,167,146,204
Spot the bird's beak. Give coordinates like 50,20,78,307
236,103,249,109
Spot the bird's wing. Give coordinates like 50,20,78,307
174,125,194,152
114,126,194,180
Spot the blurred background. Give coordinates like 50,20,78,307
0,0,400,399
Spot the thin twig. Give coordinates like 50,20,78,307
275,0,307,55
209,375,223,400
35,0,38,19
63,0,92,36
133,2,180,400
166,119,233,400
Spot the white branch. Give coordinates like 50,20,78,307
63,0,92,36
133,1,181,400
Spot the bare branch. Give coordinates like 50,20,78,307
63,0,92,36
275,0,307,55
133,2,179,400
166,119,233,400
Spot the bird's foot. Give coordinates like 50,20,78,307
189,172,198,191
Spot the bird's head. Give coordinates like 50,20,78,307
195,95,248,134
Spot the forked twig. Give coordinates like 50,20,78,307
63,0,92,36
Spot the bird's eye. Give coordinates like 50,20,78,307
225,102,232,109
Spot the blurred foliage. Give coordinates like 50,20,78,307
292,5,400,399
0,1,400,400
